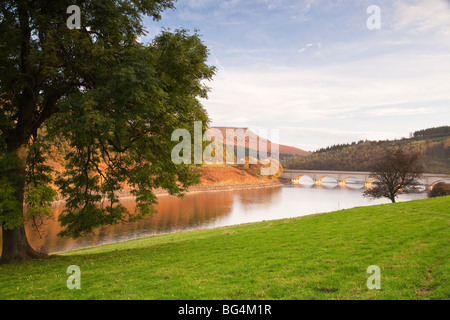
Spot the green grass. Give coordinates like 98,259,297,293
1,197,449,300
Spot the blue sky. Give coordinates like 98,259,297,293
143,0,450,151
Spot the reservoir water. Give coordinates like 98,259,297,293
1,182,427,255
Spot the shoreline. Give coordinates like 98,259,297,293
117,179,286,199
53,179,287,204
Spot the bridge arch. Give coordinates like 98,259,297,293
341,176,364,184
429,179,450,190
292,175,314,184
339,176,365,189
365,178,379,188
316,176,338,183
340,176,365,185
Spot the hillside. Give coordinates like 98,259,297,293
283,126,450,174
45,126,294,190
199,165,280,186
209,127,310,158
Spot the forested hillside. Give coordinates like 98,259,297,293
283,126,450,174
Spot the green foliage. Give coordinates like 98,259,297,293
413,126,450,139
0,154,23,229
49,30,214,237
283,128,450,174
24,185,57,235
0,177,24,229
0,1,215,240
24,131,58,233
25,186,57,218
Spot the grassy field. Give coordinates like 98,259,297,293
0,196,449,300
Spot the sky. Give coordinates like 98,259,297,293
143,0,450,151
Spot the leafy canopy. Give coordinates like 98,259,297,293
0,1,215,237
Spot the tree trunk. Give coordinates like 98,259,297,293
0,226,46,264
0,144,47,264
0,2,48,264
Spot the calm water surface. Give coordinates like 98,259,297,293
2,183,427,254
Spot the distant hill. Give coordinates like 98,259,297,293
45,126,306,188
282,126,450,174
208,127,310,158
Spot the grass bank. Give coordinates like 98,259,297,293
0,197,449,300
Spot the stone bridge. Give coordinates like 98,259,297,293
280,169,450,188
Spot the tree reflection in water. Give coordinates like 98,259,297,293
0,185,425,254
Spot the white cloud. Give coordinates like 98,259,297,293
202,45,450,151
152,0,450,150
365,107,437,117
298,42,320,55
205,50,450,125
392,0,450,35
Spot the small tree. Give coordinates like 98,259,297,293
363,148,424,203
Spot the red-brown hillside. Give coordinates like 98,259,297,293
208,127,310,156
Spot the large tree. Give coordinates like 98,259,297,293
0,1,215,264
363,148,424,203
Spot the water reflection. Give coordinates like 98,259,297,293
25,190,239,253
319,182,338,189
0,184,427,254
